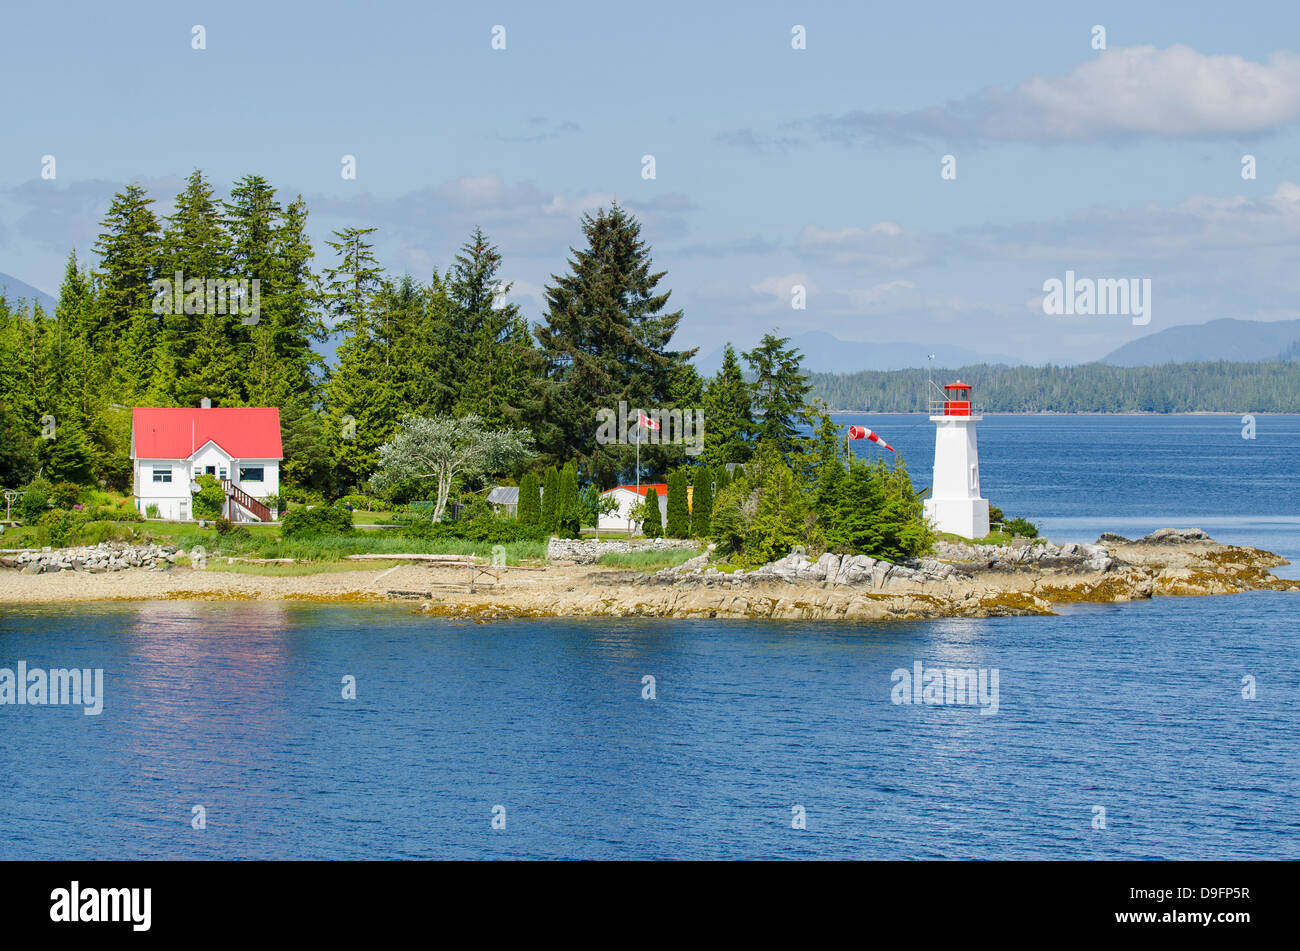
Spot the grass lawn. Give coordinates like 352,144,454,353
350,510,399,525
596,547,701,571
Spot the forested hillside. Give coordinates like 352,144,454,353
809,362,1300,413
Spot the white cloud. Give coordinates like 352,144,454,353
733,45,1300,146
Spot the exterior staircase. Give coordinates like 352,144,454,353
221,478,273,522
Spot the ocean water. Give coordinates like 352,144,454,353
1,416,1298,859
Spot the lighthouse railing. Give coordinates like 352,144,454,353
928,399,980,416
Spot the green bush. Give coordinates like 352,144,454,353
51,481,83,508
280,504,355,539
338,493,374,511
1002,516,1039,538
193,474,225,519
145,503,160,519
40,507,82,547
399,513,547,544
19,479,53,522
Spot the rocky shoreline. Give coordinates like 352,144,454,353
0,529,1293,621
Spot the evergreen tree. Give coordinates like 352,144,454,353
746,440,815,564
0,400,36,487
540,465,559,533
557,462,581,538
535,205,695,480
743,333,811,458
92,184,160,400
713,463,732,496
154,169,234,406
691,465,713,538
448,228,538,429
322,227,393,490
701,344,754,466
640,486,663,538
665,467,690,538
518,471,541,525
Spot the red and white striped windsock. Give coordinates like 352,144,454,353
847,425,894,451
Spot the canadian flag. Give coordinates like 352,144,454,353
847,425,894,451
638,411,660,431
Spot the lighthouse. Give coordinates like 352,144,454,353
923,381,990,539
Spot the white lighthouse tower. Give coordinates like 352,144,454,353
924,381,990,539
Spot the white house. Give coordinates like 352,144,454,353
598,483,670,533
130,402,283,522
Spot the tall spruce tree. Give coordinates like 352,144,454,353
92,184,160,402
701,344,754,466
535,205,695,481
155,170,236,406
322,227,393,491
744,334,811,459
448,229,538,429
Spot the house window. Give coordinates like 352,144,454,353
218,467,228,480
239,466,264,482
151,467,172,484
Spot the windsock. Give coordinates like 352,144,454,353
847,425,894,451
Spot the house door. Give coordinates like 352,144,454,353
178,500,189,521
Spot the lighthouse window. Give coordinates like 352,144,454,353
969,465,979,490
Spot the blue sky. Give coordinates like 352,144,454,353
5,0,1300,364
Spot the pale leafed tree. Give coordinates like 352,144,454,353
370,415,532,521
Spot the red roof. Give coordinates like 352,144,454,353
945,381,971,389
131,407,283,460
602,483,668,496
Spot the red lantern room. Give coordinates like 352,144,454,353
942,381,971,416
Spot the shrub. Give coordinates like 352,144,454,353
338,493,373,511
399,513,547,544
19,479,53,522
214,517,234,534
40,507,81,547
145,503,160,519
1002,516,1039,538
51,481,83,508
280,504,355,539
193,474,225,519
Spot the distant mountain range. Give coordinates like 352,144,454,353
0,272,57,312
694,331,1024,375
1101,317,1300,366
